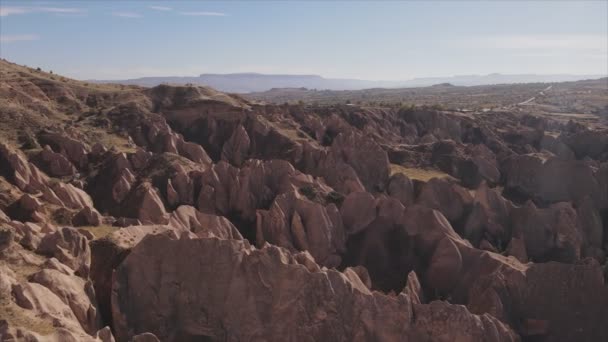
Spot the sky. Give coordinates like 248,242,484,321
0,1,606,80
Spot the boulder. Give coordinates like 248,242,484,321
400,109,462,141
564,129,608,160
537,157,600,205
30,268,102,334
72,206,103,227
178,140,212,165
387,172,415,206
0,143,49,193
464,182,513,248
430,140,500,188
256,191,345,267
501,154,544,200
11,282,83,333
416,178,473,224
0,226,15,251
466,144,501,186
38,132,89,169
128,148,152,170
302,145,366,194
52,182,94,210
511,201,583,263
340,191,377,235
121,182,167,224
426,236,463,293
540,134,574,160
503,155,600,205
169,167,195,206
35,145,77,177
90,226,186,328
329,131,390,192
168,205,243,240
37,227,91,277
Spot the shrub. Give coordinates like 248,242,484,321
299,186,317,201
326,191,345,206
52,207,73,225
19,131,40,150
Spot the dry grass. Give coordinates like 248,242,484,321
78,224,119,239
0,299,56,336
88,128,137,153
390,163,453,182
0,255,55,336
257,115,320,147
0,176,24,209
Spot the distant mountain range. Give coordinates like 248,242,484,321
91,72,606,93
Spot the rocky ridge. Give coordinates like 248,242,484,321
1,59,607,341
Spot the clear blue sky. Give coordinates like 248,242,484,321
1,1,606,80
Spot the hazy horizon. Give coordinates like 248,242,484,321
1,1,606,80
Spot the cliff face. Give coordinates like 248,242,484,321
1,59,607,342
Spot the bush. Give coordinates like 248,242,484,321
19,131,40,150
326,191,345,206
399,104,416,114
52,207,73,225
299,186,317,201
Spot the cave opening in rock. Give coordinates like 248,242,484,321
339,219,414,293
226,211,257,244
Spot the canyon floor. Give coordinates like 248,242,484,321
1,59,607,342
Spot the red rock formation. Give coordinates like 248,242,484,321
111,234,518,342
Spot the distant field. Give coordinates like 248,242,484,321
390,163,453,182
245,78,608,115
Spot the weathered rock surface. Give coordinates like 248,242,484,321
256,190,345,267
221,124,250,166
38,132,90,169
511,201,583,263
387,172,415,206
37,227,91,277
120,182,167,224
111,234,519,342
33,145,77,177
416,177,473,225
503,154,600,206
0,242,114,342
